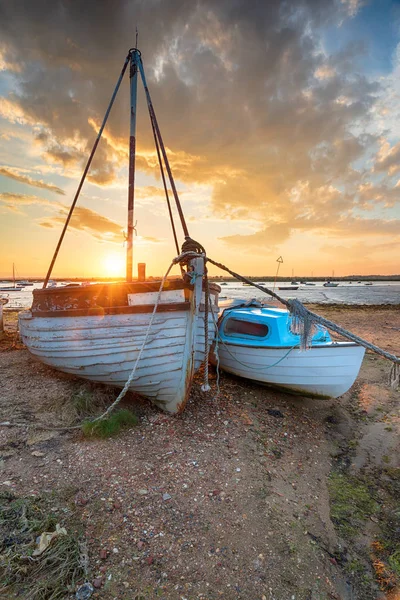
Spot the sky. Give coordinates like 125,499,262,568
0,0,400,279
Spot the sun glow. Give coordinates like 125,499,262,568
103,252,125,277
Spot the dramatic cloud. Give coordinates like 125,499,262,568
0,166,65,194
39,205,124,242
0,191,123,242
0,192,61,215
0,0,397,263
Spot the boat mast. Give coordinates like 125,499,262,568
13,263,15,289
126,48,139,282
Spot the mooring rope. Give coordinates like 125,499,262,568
1,251,211,430
0,262,176,431
91,261,176,421
209,294,221,400
202,256,400,367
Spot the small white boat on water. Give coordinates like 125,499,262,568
19,46,220,413
212,304,365,399
0,264,25,292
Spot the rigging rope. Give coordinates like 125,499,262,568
138,56,190,239
204,256,400,367
175,251,400,369
149,108,180,256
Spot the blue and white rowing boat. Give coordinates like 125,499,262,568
212,304,365,398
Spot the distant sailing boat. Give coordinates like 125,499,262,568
19,46,220,413
0,264,25,292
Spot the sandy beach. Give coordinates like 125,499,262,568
0,305,399,600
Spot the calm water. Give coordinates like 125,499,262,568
216,281,400,306
1,280,399,309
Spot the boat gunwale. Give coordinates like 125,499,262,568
25,302,192,318
217,340,364,350
31,279,221,296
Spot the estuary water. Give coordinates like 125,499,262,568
1,280,399,309
215,280,400,306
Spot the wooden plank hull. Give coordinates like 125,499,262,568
20,308,218,412
19,274,220,413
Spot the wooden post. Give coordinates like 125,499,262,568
138,263,146,282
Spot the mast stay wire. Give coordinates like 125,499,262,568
41,48,191,286
148,109,180,256
137,56,190,241
42,51,132,289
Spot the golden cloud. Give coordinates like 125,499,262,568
0,166,65,195
0,98,34,125
0,192,61,217
39,205,124,242
374,141,400,176
0,191,124,243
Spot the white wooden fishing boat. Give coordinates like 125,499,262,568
20,272,219,412
212,304,365,398
19,46,220,413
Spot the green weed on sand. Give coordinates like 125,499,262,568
82,408,138,438
328,472,378,539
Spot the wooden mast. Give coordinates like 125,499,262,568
126,49,139,282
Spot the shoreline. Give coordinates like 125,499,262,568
0,307,399,599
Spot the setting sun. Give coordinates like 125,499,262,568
103,252,125,277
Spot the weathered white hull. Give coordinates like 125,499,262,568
19,307,217,413
19,270,220,413
213,342,365,398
